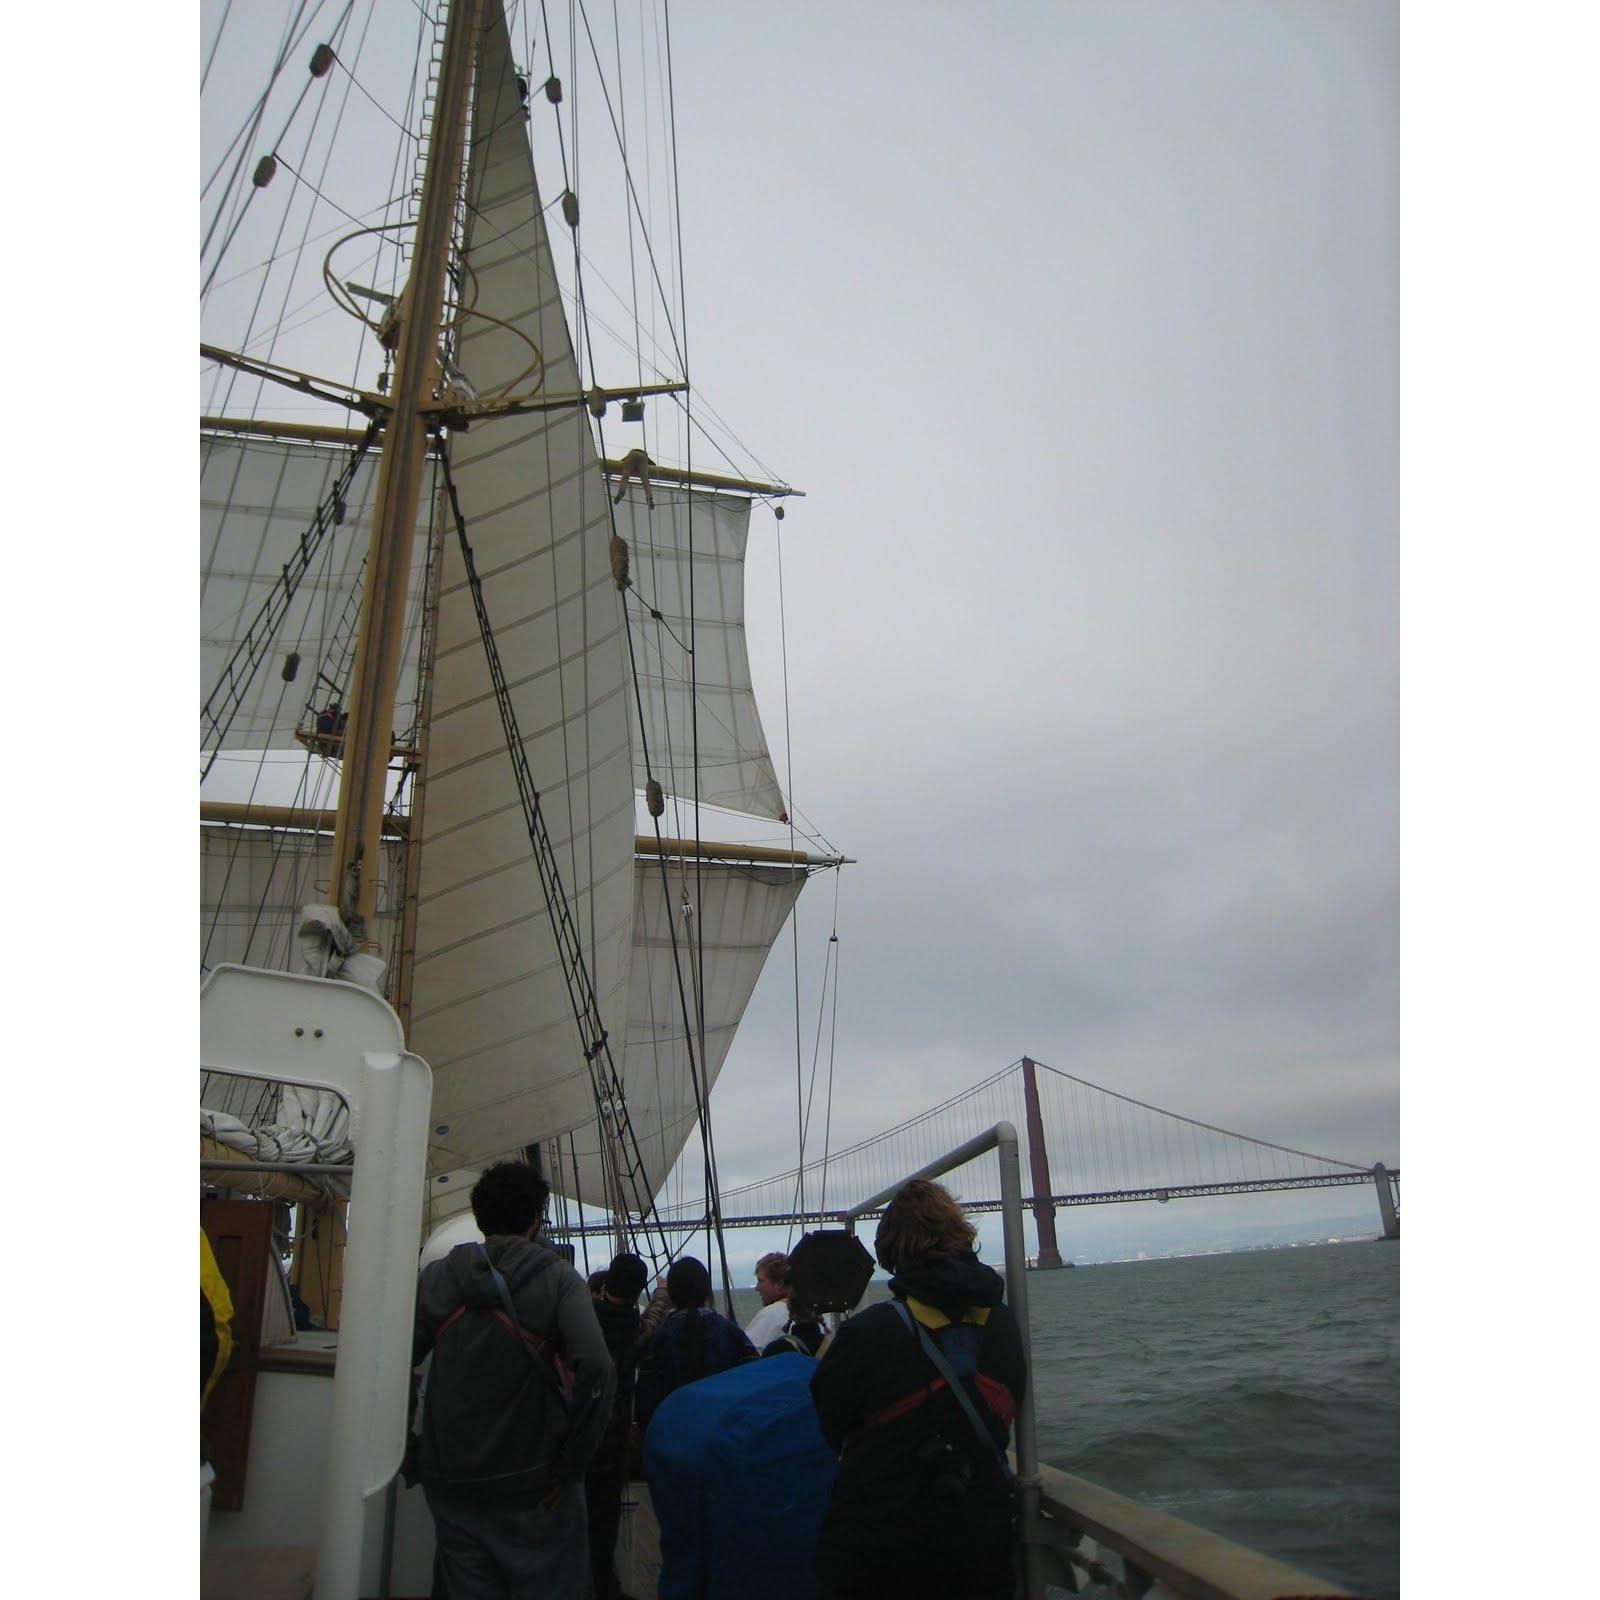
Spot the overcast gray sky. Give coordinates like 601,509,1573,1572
198,0,1398,1270
659,0,1399,1254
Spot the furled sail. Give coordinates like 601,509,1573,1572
200,821,405,983
200,434,436,748
616,484,788,820
547,859,805,1213
408,5,636,1178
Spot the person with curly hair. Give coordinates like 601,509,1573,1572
808,1179,1027,1600
410,1160,615,1599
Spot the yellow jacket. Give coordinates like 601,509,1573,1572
201,1229,235,1409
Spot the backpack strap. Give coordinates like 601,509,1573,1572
890,1299,1015,1486
476,1242,522,1328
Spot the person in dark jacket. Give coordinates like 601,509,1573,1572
634,1256,757,1430
411,1161,615,1600
809,1179,1027,1600
586,1251,649,1600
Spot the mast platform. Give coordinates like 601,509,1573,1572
293,728,420,766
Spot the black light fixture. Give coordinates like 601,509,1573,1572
621,397,646,423
789,1228,876,1314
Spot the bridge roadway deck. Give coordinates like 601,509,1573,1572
563,1167,1396,1236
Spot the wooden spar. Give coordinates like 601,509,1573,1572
328,0,481,949
201,416,374,447
201,415,803,498
637,834,850,867
198,344,389,417
201,802,409,838
603,459,804,500
199,803,846,867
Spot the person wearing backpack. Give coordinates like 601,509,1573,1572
633,1257,757,1430
410,1161,615,1599
808,1179,1027,1600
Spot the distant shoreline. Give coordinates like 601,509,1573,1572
1066,1233,1387,1269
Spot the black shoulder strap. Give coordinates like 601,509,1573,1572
890,1300,1015,1485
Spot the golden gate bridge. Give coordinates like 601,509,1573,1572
555,1055,1400,1255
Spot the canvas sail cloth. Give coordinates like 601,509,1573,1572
616,484,787,820
408,5,636,1199
200,435,436,748
545,860,805,1212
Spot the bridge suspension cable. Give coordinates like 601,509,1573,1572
653,1054,1382,1234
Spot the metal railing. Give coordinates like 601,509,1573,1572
839,1123,1364,1600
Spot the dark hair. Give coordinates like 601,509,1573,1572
606,1252,649,1302
666,1255,712,1309
786,1287,818,1324
755,1251,792,1288
469,1161,551,1239
587,1270,609,1295
873,1179,977,1274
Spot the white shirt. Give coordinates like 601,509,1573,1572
745,1299,790,1350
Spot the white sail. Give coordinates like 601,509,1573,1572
408,6,636,1179
200,434,436,748
616,484,788,820
200,822,405,980
547,859,805,1213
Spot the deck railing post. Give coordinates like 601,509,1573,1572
995,1122,1045,1600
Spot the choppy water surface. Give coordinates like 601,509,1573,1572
733,1238,1398,1598
1026,1242,1398,1599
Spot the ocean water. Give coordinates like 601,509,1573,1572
731,1238,1398,1599
1026,1242,1398,1599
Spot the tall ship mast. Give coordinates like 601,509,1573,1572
202,0,838,1393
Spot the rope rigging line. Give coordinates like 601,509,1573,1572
570,0,686,374
201,0,238,94
538,0,742,1308
785,913,835,1247
616,511,738,1300
202,1,356,298
525,4,648,1263
437,447,674,1270
201,0,316,207
201,422,381,778
815,871,844,1222
203,1,372,419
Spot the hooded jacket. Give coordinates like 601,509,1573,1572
635,1308,758,1430
413,1235,615,1499
809,1250,1027,1600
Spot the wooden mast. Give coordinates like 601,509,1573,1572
294,0,481,1332
327,0,482,956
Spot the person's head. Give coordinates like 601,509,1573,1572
469,1160,550,1240
873,1178,977,1274
587,1270,609,1300
605,1252,648,1305
753,1251,791,1306
786,1287,819,1326
666,1255,712,1310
